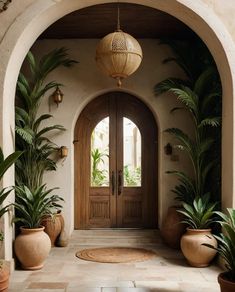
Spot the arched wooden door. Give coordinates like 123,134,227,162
74,92,158,229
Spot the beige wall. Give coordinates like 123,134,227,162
204,0,235,42
31,39,193,233
0,0,235,263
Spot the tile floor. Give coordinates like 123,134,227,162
9,230,222,292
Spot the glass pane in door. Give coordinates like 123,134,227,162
123,117,141,187
90,117,109,186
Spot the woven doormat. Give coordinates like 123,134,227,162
76,247,157,263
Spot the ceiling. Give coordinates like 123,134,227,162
39,3,196,39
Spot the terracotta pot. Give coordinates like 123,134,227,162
14,226,51,270
0,265,9,292
181,228,217,267
41,214,62,246
218,272,235,292
56,213,69,247
160,206,186,249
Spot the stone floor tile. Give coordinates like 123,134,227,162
27,282,68,289
198,266,221,282
66,288,101,292
179,281,220,292
67,281,134,288
21,290,43,292
23,290,65,292
116,288,153,292
135,280,180,290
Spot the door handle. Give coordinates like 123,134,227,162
111,171,115,195
118,170,123,195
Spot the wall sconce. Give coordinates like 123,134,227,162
164,143,172,155
52,86,64,107
59,146,68,159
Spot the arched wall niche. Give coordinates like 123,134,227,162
0,0,234,262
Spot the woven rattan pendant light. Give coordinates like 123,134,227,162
95,3,143,87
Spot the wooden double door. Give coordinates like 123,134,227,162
74,92,157,229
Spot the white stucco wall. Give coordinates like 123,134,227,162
30,39,193,234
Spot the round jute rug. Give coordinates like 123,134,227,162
76,247,157,263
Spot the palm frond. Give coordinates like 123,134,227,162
35,125,65,138
164,128,197,165
169,86,198,119
0,151,22,180
38,47,78,81
15,126,34,144
154,78,189,96
27,51,37,76
193,66,216,96
199,117,221,128
159,39,195,80
34,81,62,101
33,114,53,132
201,92,221,114
18,72,31,93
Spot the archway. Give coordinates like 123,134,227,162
0,0,234,261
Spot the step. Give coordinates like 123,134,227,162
71,229,162,246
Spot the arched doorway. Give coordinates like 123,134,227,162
0,0,235,260
74,92,158,229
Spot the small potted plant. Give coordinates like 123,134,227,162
13,184,63,270
0,148,22,291
178,194,218,267
203,208,235,292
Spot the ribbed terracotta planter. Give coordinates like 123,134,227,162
56,213,69,247
0,266,9,292
181,228,217,267
160,206,186,249
14,227,51,270
41,214,61,246
218,272,235,292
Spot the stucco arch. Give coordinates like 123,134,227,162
0,0,235,261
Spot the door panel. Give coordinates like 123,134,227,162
116,94,157,228
74,92,158,229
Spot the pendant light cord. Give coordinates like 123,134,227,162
117,0,121,31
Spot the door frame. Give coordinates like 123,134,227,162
74,91,159,229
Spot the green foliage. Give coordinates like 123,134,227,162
91,148,108,186
0,148,22,220
203,209,235,282
0,147,22,243
0,232,3,242
154,39,222,204
12,185,64,229
15,48,77,190
124,165,141,186
178,194,217,229
166,170,195,204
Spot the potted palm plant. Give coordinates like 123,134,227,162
0,148,22,291
13,184,63,270
15,48,77,244
178,194,218,267
155,39,222,248
203,208,235,292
